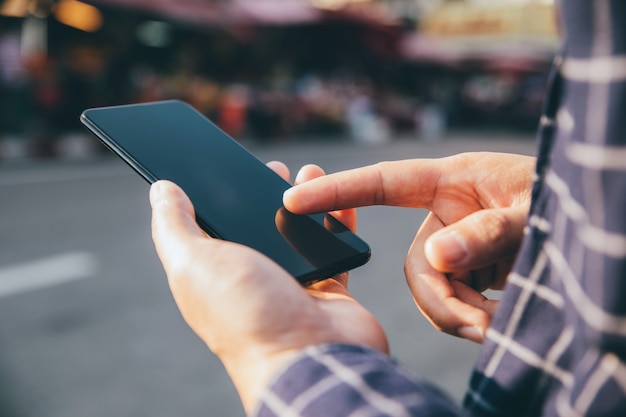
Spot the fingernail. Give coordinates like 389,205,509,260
149,181,164,208
294,168,307,185
458,326,484,343
283,187,295,204
429,231,468,265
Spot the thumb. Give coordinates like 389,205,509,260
425,207,527,273
150,180,206,273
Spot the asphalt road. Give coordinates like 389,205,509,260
0,133,536,417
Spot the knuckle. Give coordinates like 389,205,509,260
481,210,512,243
372,161,391,205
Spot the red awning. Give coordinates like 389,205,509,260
85,0,323,26
86,0,225,25
84,0,400,27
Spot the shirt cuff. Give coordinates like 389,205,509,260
251,343,464,417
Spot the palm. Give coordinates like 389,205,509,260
306,276,389,353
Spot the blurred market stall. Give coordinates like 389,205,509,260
0,0,559,159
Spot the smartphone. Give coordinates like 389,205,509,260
80,100,370,285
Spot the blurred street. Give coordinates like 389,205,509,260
0,133,536,417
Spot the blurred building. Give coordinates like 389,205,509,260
400,0,559,130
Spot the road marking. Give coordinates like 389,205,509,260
0,251,98,298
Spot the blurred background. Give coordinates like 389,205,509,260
0,0,557,416
0,0,559,154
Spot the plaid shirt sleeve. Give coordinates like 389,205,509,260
252,344,464,417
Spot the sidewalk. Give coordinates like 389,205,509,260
0,129,537,163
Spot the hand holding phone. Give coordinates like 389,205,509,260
149,170,388,413
80,100,370,284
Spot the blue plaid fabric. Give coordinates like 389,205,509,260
253,1,626,416
465,1,626,416
253,344,462,417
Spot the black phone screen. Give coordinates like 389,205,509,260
80,100,370,284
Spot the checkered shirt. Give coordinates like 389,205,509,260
252,1,626,416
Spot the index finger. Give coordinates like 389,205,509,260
283,159,442,214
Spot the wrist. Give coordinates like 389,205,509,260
222,346,303,413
